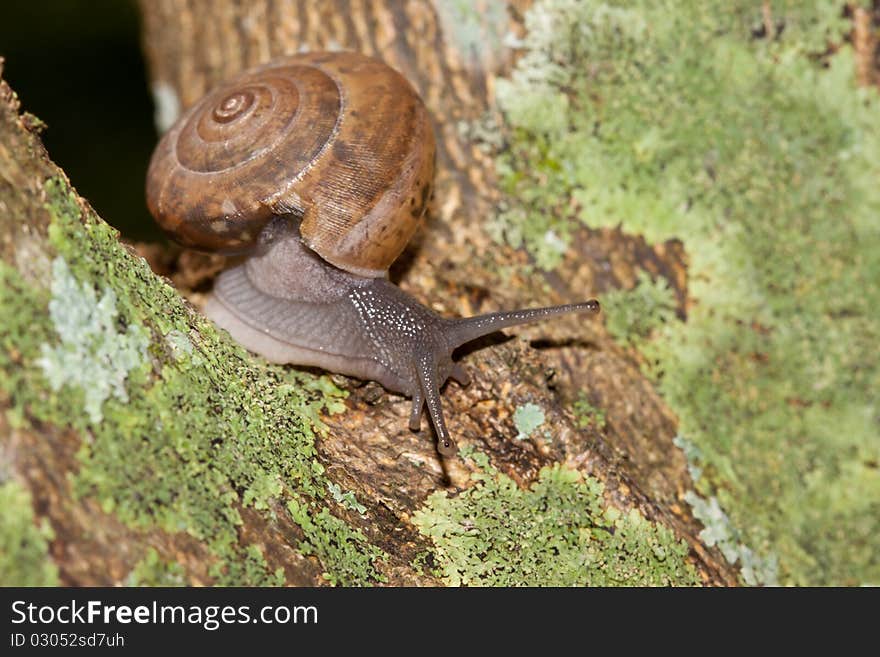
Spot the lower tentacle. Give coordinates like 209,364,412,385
450,362,471,386
409,390,424,431
418,354,456,455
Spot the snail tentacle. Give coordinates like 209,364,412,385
446,300,601,349
417,352,456,456
409,389,424,431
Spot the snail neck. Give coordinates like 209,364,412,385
245,221,374,303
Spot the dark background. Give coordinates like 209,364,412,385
0,0,160,241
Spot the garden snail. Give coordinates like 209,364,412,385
146,52,600,456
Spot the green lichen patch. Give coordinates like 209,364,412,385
572,392,606,431
210,545,286,587
287,498,385,586
491,0,880,585
413,450,699,586
126,548,186,586
600,271,677,348
0,177,384,585
0,479,59,586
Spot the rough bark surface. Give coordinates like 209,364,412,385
0,1,743,586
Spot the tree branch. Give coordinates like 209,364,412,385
0,0,740,586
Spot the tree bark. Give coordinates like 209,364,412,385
0,1,740,586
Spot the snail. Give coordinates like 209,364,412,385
146,52,600,456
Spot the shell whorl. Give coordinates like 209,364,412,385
146,52,436,275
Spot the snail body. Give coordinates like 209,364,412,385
146,52,600,456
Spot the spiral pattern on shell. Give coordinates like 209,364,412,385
146,52,436,276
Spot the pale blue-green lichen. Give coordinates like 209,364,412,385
487,0,880,585
672,435,703,483
37,257,148,423
0,177,384,586
676,435,775,585
413,449,700,586
0,479,59,586
684,492,778,586
327,482,367,516
163,328,197,363
434,0,509,64
513,402,545,440
150,80,181,133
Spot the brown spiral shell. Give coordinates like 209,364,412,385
146,51,436,277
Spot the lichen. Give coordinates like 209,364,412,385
672,435,703,483
327,482,367,516
513,403,545,440
572,392,606,431
487,0,880,586
150,81,180,133
0,177,384,585
287,497,385,586
600,271,677,348
210,545,285,587
684,492,778,586
0,479,59,586
434,0,509,66
37,257,148,423
163,328,197,362
413,448,699,586
126,547,187,586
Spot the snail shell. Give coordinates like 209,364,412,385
146,51,436,277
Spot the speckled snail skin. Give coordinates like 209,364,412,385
146,52,600,456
